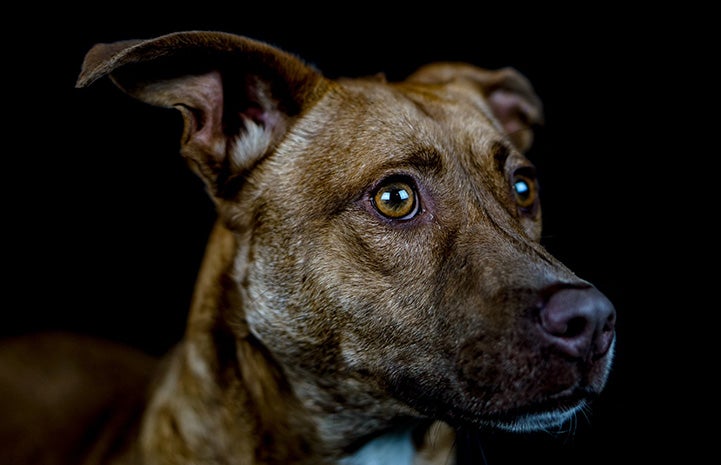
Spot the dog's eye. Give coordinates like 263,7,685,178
512,170,537,210
372,179,419,220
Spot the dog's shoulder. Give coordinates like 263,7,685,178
0,332,158,464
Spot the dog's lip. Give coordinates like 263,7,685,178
492,386,596,420
439,386,598,431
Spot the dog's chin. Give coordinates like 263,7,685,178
485,400,586,433
438,386,595,434
470,385,598,434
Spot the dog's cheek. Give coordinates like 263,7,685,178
240,234,330,359
304,220,453,363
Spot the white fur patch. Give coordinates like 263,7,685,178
339,428,415,465
230,118,273,173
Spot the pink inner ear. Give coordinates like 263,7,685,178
183,72,225,150
152,71,226,151
243,105,280,130
487,89,533,137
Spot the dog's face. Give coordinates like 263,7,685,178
238,72,614,433
78,32,615,434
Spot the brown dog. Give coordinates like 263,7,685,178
0,31,616,465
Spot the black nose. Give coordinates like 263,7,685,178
538,286,616,361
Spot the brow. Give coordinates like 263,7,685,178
385,147,444,175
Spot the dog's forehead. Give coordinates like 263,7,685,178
293,77,513,170
336,77,501,134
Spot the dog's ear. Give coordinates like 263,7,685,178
405,63,543,153
76,31,329,198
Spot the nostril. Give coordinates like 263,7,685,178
564,316,588,338
538,285,616,361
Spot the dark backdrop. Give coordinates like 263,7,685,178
4,7,697,465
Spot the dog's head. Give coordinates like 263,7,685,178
78,31,615,434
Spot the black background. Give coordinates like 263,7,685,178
4,6,701,465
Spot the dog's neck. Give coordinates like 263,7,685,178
138,221,432,464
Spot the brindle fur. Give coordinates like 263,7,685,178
0,31,615,465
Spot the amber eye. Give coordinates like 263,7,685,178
512,172,537,209
372,179,419,220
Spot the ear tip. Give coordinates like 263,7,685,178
76,38,153,90
75,63,103,89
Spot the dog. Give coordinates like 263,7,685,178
0,30,616,465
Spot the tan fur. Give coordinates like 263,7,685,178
0,31,615,465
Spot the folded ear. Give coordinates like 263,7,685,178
76,31,330,198
405,63,543,153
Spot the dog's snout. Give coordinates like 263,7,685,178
538,286,616,361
